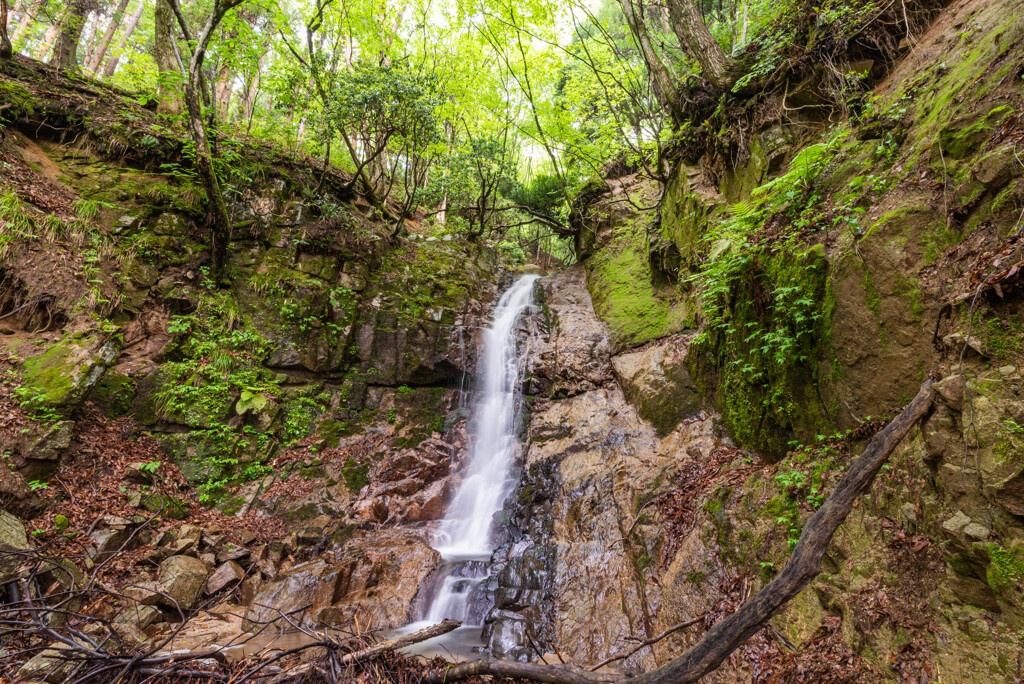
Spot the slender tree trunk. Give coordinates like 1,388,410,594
35,22,58,61
154,0,180,114
77,12,98,64
102,0,142,78
85,0,129,73
12,0,37,46
238,52,266,123
53,1,88,70
214,61,233,120
0,0,12,59
619,0,677,116
665,0,733,90
10,0,30,41
171,0,247,279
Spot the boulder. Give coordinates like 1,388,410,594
20,330,120,418
124,580,162,606
205,561,245,595
242,558,343,631
611,336,701,435
26,421,74,462
0,511,31,584
312,532,441,631
16,644,79,683
215,542,250,563
115,604,162,631
89,527,132,562
157,555,209,610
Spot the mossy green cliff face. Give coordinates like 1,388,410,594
578,0,1024,458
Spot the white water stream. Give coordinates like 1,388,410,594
397,274,539,658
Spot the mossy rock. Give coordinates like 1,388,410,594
157,431,236,487
585,220,694,352
140,492,190,520
92,371,136,418
939,106,1013,160
21,331,120,417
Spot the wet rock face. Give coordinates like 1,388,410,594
487,268,731,671
484,457,560,660
243,530,439,632
527,265,614,398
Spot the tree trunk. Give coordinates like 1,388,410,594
619,0,677,117
171,0,247,279
102,0,142,78
153,0,180,114
214,60,232,120
10,0,31,41
79,12,101,67
238,52,266,124
85,0,130,73
0,0,12,59
53,1,88,70
35,22,58,61
665,0,733,90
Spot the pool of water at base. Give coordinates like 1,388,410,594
217,623,484,663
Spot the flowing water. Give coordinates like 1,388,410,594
397,274,539,657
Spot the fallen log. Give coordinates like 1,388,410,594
243,619,462,683
430,380,934,684
337,619,461,667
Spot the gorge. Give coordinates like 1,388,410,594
1,0,1024,681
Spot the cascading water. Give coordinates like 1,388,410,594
397,274,539,658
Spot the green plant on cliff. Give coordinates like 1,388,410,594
688,155,836,452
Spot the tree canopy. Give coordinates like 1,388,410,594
0,0,792,266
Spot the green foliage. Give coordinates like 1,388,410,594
236,390,269,416
687,131,855,454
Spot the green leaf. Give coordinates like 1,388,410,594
236,390,268,416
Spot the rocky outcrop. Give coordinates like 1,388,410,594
611,335,702,435
244,530,439,632
0,511,31,585
487,269,735,675
527,265,614,398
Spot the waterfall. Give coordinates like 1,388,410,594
419,274,539,627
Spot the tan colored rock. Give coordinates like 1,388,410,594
611,336,701,435
215,541,250,563
313,531,441,631
116,604,162,631
16,644,79,683
124,580,162,606
206,561,245,595
89,527,132,562
242,557,343,632
933,376,962,409
243,531,439,633
157,555,209,610
529,265,614,398
0,510,31,584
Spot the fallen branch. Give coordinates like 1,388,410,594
431,380,934,684
337,619,461,667
589,614,706,671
